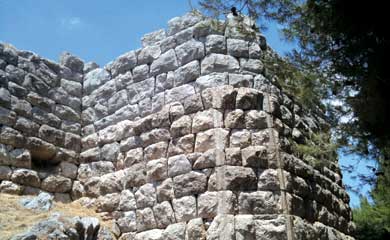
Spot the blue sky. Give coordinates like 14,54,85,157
0,0,374,207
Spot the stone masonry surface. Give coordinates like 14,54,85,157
0,10,355,240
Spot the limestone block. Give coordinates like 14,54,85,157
135,229,163,240
153,201,176,228
59,52,84,73
245,110,268,129
217,166,257,191
198,191,218,219
108,89,129,114
201,54,239,75
61,120,81,135
0,106,16,126
227,39,249,57
83,68,110,94
196,73,228,92
9,148,31,168
154,179,174,203
117,211,137,233
254,216,287,240
175,27,194,45
150,49,178,76
132,64,150,82
170,115,192,138
0,180,23,194
26,92,55,112
139,98,152,118
174,60,200,86
206,35,226,54
229,73,253,88
183,93,203,114
55,104,80,122
173,171,207,198
84,61,99,73
224,147,242,166
11,97,32,117
100,142,120,162
144,142,168,161
82,133,99,151
141,128,171,147
238,191,281,214
107,51,137,78
235,215,255,240
142,29,166,47
247,43,261,60
175,40,205,66
11,168,40,188
165,84,196,104
136,207,157,231
192,109,223,133
70,181,85,201
120,136,143,152
194,128,229,153
26,137,57,162
167,11,204,35
60,162,78,179
192,149,221,169
241,146,268,168
172,195,197,222
163,222,186,240
41,175,72,193
119,189,137,211
186,218,206,240
32,107,61,128
158,35,176,53
250,130,271,149
168,154,192,178
236,88,263,110
207,215,235,240
122,163,147,188
77,161,115,182
258,168,280,191
60,78,82,97
155,72,173,93
224,109,245,129
79,147,100,163
127,77,154,104
99,171,124,195
135,183,157,209
64,132,81,153
230,129,251,148
240,58,264,74
146,158,168,181
138,45,161,65
96,193,120,212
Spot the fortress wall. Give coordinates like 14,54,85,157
0,11,355,240
0,44,84,200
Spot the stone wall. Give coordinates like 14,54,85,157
1,11,355,240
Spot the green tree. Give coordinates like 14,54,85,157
199,0,390,238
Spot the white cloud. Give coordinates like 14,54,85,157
60,17,83,30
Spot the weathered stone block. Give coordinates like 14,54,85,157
172,195,197,222
173,171,207,198
201,54,239,75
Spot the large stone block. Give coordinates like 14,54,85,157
201,54,239,75
173,171,207,198
172,195,197,222
150,49,178,76
175,40,205,66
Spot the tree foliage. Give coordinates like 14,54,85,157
199,0,389,238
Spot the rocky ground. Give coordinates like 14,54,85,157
0,193,114,240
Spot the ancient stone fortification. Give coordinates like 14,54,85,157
0,11,354,240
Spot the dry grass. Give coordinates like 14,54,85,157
0,193,113,240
